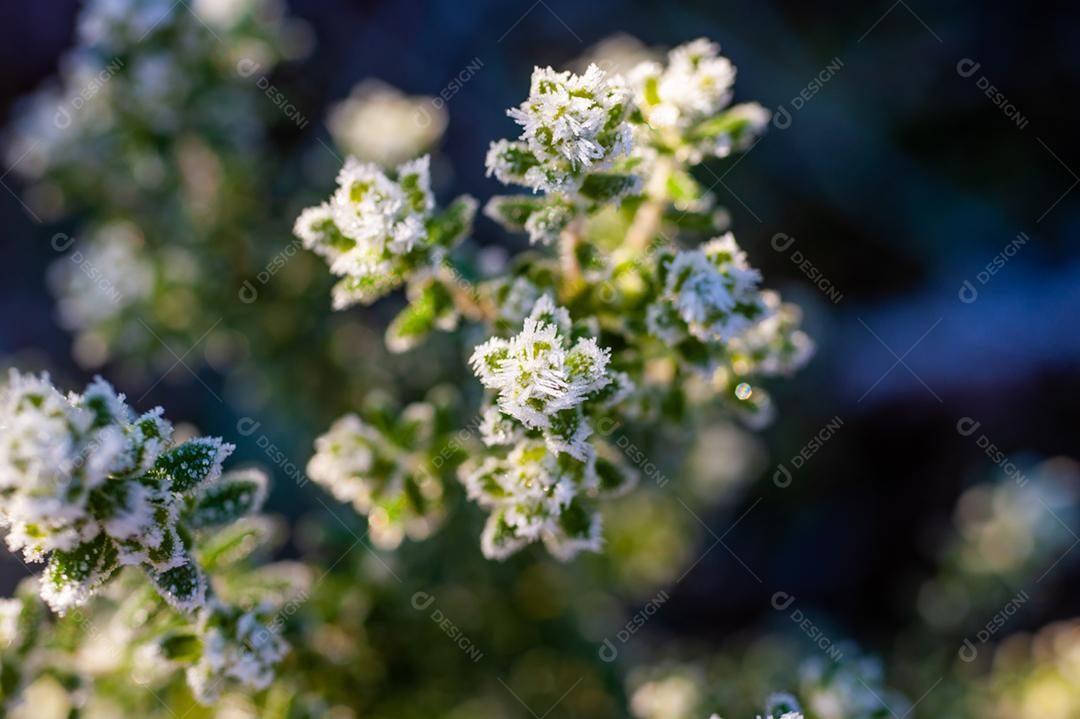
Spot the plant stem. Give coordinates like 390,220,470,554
438,264,494,322
559,217,585,301
625,156,674,255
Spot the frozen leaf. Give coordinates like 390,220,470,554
187,469,269,528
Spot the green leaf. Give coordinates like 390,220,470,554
579,173,640,205
331,272,403,309
488,140,540,182
595,455,638,497
481,510,528,560
158,630,202,662
40,534,119,614
689,103,768,146
523,202,574,245
145,554,205,613
483,195,546,232
152,438,234,493
386,281,456,353
187,469,269,528
663,207,728,235
197,517,278,571
665,169,704,205
426,195,477,250
557,499,594,539
8,581,45,658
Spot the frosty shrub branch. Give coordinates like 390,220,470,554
0,371,286,705
299,38,813,561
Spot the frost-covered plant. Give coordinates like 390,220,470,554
299,39,813,560
485,62,639,244
628,38,769,164
294,155,476,309
0,371,285,707
463,294,637,558
185,598,289,704
306,388,461,549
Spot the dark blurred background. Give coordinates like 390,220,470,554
1,0,1078,661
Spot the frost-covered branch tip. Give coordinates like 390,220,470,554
294,154,476,309
0,370,284,705
462,294,637,560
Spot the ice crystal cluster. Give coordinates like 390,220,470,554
464,295,636,559
294,155,477,309
629,38,770,163
485,63,640,244
484,39,770,246
486,64,634,197
643,234,813,426
301,38,813,560
0,371,265,613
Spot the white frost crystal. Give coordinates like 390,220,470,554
186,599,288,704
728,291,815,377
647,233,766,344
0,598,22,648
641,234,812,426
464,296,636,560
295,154,475,309
295,156,434,308
486,64,634,194
631,39,735,131
0,371,265,614
470,294,609,436
629,38,769,162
